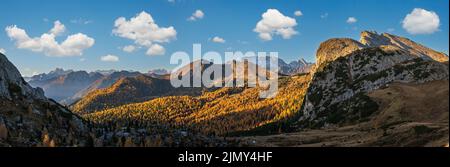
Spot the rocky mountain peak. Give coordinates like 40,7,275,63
316,38,366,69
148,69,170,75
360,30,449,62
29,68,73,83
0,53,46,100
360,31,391,47
300,32,449,129
315,31,449,74
1,53,89,146
298,58,309,66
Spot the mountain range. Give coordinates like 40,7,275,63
1,31,448,147
26,57,313,105
74,31,449,146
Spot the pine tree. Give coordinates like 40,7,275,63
0,119,8,140
49,139,56,147
42,133,52,147
124,137,135,147
27,104,33,115
116,137,123,147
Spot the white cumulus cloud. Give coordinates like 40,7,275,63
254,9,298,41
5,21,94,57
122,45,136,53
49,20,66,36
294,10,303,16
211,36,225,43
346,17,357,24
402,8,440,35
101,54,119,62
0,48,5,54
188,10,204,21
113,11,176,56
146,44,165,56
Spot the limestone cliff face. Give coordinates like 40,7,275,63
315,38,366,69
0,53,46,100
299,32,449,128
360,31,449,62
1,53,88,146
313,31,448,76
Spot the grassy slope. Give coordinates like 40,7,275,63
236,80,449,147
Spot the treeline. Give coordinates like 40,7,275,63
84,74,311,140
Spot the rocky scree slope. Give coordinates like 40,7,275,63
1,53,89,146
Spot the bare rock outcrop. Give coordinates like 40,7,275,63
360,31,449,62
315,38,366,69
1,53,89,146
0,53,46,100
299,32,449,128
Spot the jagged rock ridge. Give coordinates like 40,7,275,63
1,54,46,101
360,31,449,62
1,53,89,146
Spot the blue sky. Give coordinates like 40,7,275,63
0,0,448,76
